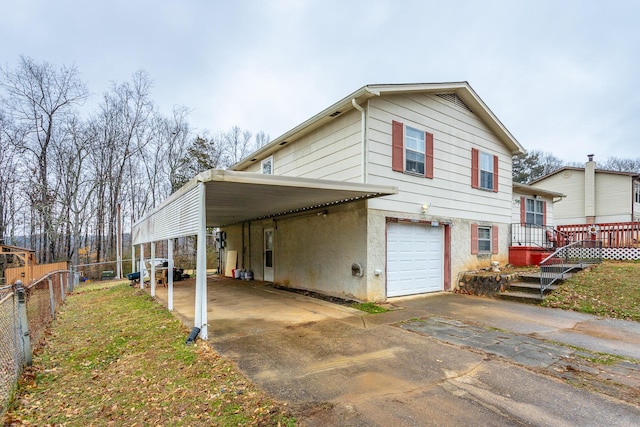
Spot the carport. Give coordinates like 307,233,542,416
131,169,397,339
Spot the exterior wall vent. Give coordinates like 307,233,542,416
437,93,473,113
329,111,341,117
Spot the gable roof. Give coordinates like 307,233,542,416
512,182,565,199
529,166,640,185
231,82,526,171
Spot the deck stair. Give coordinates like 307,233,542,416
499,264,585,304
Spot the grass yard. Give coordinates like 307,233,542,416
3,282,296,426
542,260,640,322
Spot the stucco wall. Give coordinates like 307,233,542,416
224,201,370,301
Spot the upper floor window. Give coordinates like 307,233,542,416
480,152,495,190
261,156,273,174
526,198,545,226
635,183,640,204
405,126,425,175
391,120,434,178
471,148,498,192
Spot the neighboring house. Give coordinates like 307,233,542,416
224,82,526,301
530,155,640,225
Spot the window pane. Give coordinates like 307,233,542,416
262,158,272,174
478,227,491,252
480,170,493,190
480,152,493,172
405,127,425,152
405,150,425,174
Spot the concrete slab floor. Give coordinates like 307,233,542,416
147,277,640,426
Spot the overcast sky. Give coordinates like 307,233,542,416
2,0,638,163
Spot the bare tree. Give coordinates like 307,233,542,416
255,130,270,149
89,70,154,262
0,56,88,262
0,110,20,244
224,126,254,166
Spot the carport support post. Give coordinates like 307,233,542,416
150,242,156,297
139,244,145,289
195,181,208,339
168,238,174,311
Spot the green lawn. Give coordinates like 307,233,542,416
3,283,296,426
542,260,640,322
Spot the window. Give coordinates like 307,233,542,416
405,126,425,174
480,152,494,190
261,156,273,174
478,226,492,253
391,120,434,178
471,223,499,254
635,183,640,204
526,198,545,226
471,148,498,192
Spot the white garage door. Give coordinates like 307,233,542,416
387,222,443,297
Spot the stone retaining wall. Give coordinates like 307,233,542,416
456,272,520,297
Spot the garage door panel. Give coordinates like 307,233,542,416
387,222,443,297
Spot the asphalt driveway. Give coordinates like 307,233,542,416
151,276,640,426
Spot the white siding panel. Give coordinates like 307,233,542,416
596,174,631,218
367,94,512,222
133,185,201,244
274,110,363,181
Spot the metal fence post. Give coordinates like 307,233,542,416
15,280,32,367
60,272,65,301
48,277,55,320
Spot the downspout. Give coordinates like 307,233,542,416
352,99,367,184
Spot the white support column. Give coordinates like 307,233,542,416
132,243,136,278
150,242,156,297
168,238,174,311
139,244,145,289
195,182,208,339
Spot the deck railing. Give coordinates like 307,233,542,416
557,222,640,248
539,240,603,296
510,223,572,249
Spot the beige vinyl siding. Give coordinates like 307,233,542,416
261,110,363,182
595,173,632,222
366,94,512,223
532,171,585,225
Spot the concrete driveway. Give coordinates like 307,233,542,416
152,276,640,426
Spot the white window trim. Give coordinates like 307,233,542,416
526,198,544,226
261,156,273,175
478,226,492,253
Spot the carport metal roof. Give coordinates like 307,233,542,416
131,169,397,341
132,169,397,245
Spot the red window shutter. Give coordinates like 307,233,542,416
392,121,404,172
492,226,499,254
471,148,479,188
471,223,479,254
543,201,547,226
425,131,434,178
520,196,526,224
492,155,499,193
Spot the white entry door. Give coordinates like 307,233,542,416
264,228,274,282
387,222,443,297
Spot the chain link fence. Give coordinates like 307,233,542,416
0,270,72,418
